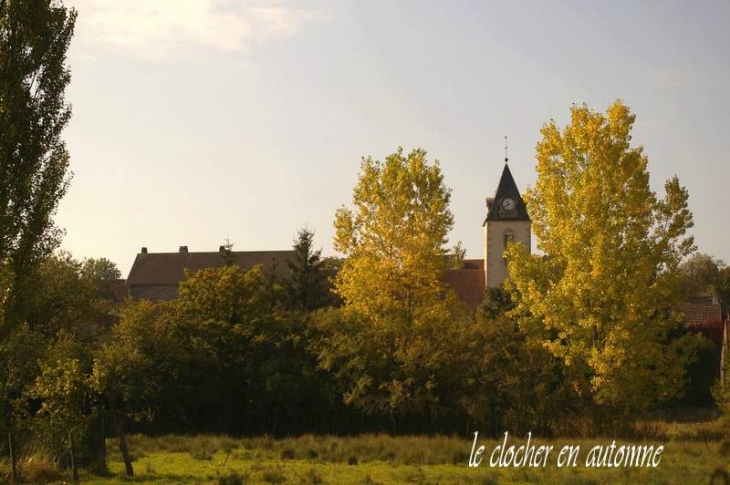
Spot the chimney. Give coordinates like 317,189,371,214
179,246,188,253
141,247,147,254
219,245,226,252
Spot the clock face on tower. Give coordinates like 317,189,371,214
501,197,515,211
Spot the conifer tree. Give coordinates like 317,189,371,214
286,228,328,311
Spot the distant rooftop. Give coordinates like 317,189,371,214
126,247,295,300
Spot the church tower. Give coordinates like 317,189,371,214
483,162,531,288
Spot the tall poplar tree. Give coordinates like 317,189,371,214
506,101,698,416
333,147,454,326
0,2,76,480
324,148,457,419
0,0,76,321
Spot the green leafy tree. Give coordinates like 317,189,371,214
679,253,724,298
452,312,573,436
313,306,460,423
8,252,120,339
479,286,514,320
0,324,42,483
0,0,76,322
20,252,88,332
172,264,316,434
30,330,92,482
1,0,77,473
173,265,269,431
81,258,121,282
320,255,344,272
449,241,466,269
720,266,730,308
91,300,175,476
81,257,122,300
506,101,699,420
176,265,267,324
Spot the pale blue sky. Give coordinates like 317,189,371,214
59,0,730,276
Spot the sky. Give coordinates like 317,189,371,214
58,0,730,277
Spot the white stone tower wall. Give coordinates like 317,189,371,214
484,220,531,288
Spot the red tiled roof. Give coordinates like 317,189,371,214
675,297,723,328
126,250,294,286
444,266,485,309
126,250,487,308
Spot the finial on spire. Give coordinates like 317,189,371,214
504,135,509,163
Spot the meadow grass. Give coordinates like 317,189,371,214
35,431,722,484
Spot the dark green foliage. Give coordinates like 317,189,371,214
16,252,120,335
479,286,514,319
682,335,719,406
310,304,574,435
3,250,720,479
320,256,344,272
680,253,724,298
286,228,331,311
94,264,342,436
719,266,730,309
81,257,121,282
0,322,44,481
81,257,122,300
0,0,76,323
449,241,466,269
0,4,78,474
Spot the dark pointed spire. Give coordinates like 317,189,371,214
484,163,530,224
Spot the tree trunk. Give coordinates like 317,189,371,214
118,427,134,476
8,429,18,485
100,412,107,473
108,400,133,476
68,431,78,482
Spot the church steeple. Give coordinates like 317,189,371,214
482,151,531,288
483,164,530,224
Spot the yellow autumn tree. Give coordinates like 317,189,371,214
323,148,458,418
506,101,699,417
334,147,455,326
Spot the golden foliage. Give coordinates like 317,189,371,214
506,101,697,414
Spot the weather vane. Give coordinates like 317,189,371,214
504,135,509,163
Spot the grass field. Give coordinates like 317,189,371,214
5,427,714,485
